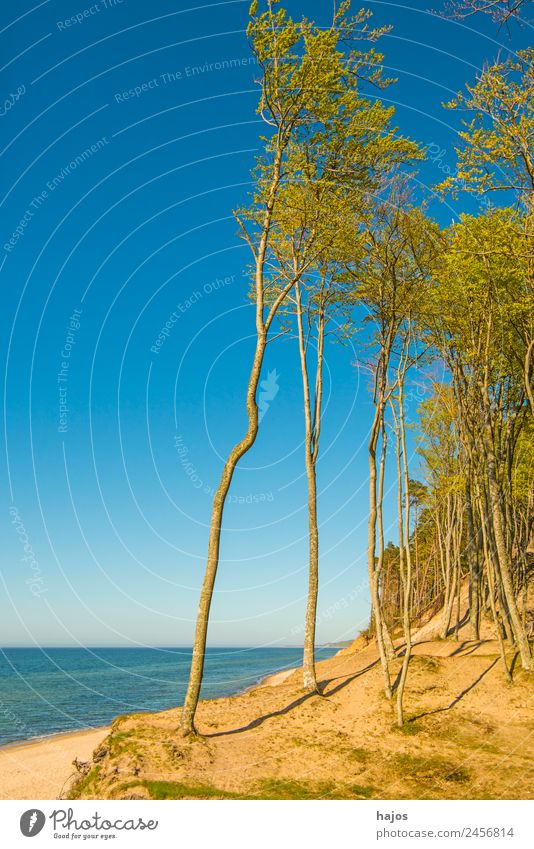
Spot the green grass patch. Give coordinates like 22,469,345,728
132,780,249,800
393,753,470,784
116,777,376,801
414,657,442,672
347,747,371,762
257,778,374,800
108,729,141,756
69,766,101,800
394,721,422,736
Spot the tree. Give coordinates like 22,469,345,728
424,210,533,669
181,0,404,735
287,268,353,692
264,88,419,694
441,49,534,207
348,190,438,699
441,52,534,412
443,0,531,25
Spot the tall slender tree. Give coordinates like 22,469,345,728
181,0,408,735
286,268,353,692
348,195,438,698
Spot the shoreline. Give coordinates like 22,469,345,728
0,636,527,800
0,669,296,800
0,654,329,798
0,671,298,754
0,659,312,752
0,723,111,754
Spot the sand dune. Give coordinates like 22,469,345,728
65,638,533,801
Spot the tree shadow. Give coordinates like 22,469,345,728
320,658,380,698
408,657,499,722
445,609,470,637
509,651,521,678
207,658,380,738
449,640,487,657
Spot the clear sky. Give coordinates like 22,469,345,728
1,0,531,648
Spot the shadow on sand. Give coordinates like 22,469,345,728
409,657,499,722
207,658,380,738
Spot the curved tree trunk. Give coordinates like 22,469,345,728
486,463,532,668
181,148,284,735
477,493,512,681
392,384,412,726
181,332,266,734
440,495,456,639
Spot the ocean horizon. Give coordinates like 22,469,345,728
0,646,338,747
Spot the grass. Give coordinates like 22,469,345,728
427,715,501,753
393,753,470,784
129,780,250,800
394,721,423,736
108,730,137,752
115,777,376,801
69,766,101,800
347,746,371,762
291,737,310,748
258,779,375,799
413,657,442,673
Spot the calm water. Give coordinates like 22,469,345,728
0,647,337,746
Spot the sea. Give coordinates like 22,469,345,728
0,646,337,747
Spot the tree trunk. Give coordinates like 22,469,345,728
181,147,285,735
377,420,395,660
480,398,532,670
367,396,392,699
440,495,455,639
524,339,534,417
181,332,267,734
453,500,463,640
466,477,481,640
295,282,324,694
394,384,412,727
478,494,512,681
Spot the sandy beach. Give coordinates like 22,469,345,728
0,667,299,800
0,676,295,800
0,726,110,800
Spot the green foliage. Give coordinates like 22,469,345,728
239,1,423,310
440,50,534,207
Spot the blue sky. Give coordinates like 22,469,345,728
1,0,531,648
